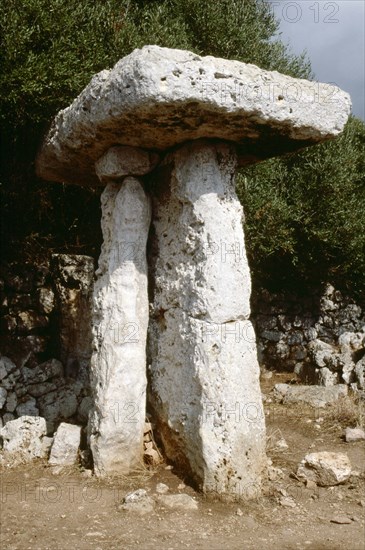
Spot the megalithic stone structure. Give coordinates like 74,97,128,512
36,46,351,497
148,140,266,497
88,176,151,476
87,147,156,475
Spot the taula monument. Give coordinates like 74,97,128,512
36,46,351,498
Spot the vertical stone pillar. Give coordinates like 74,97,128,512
148,140,266,498
89,177,151,475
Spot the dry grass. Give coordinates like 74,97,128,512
266,428,285,453
322,393,365,429
87,462,158,491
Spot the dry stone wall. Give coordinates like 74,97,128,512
0,255,94,433
253,284,365,390
1,256,364,437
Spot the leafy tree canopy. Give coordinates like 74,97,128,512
0,0,311,133
1,0,363,299
237,116,365,296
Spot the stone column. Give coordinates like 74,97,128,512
148,140,266,499
89,174,151,476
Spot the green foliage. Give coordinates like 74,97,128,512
0,0,311,262
237,116,365,295
0,0,311,132
1,0,363,298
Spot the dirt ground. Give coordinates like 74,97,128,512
1,373,364,550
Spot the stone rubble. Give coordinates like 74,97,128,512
344,427,365,442
297,451,352,486
52,254,94,384
273,383,348,408
158,493,198,511
117,489,155,515
254,285,365,388
0,257,94,432
49,422,81,466
0,416,49,464
143,421,162,466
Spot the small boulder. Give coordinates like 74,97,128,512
0,416,48,464
49,422,81,466
37,287,55,314
308,339,335,368
117,489,155,514
275,438,289,450
345,427,365,442
158,493,198,510
5,392,17,413
16,397,39,417
2,413,15,425
297,451,351,486
156,483,169,494
95,145,159,181
355,358,365,389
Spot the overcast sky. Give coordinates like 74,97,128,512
268,0,365,119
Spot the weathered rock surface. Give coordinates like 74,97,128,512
36,45,351,188
297,451,352,486
355,358,365,390
345,427,365,442
16,397,39,417
52,254,94,383
117,489,155,514
0,260,94,432
252,284,364,386
0,387,7,409
148,140,266,497
273,383,348,407
95,146,160,182
158,493,198,510
49,422,81,466
21,358,64,385
88,178,151,476
0,416,48,464
33,46,353,498
38,383,81,434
